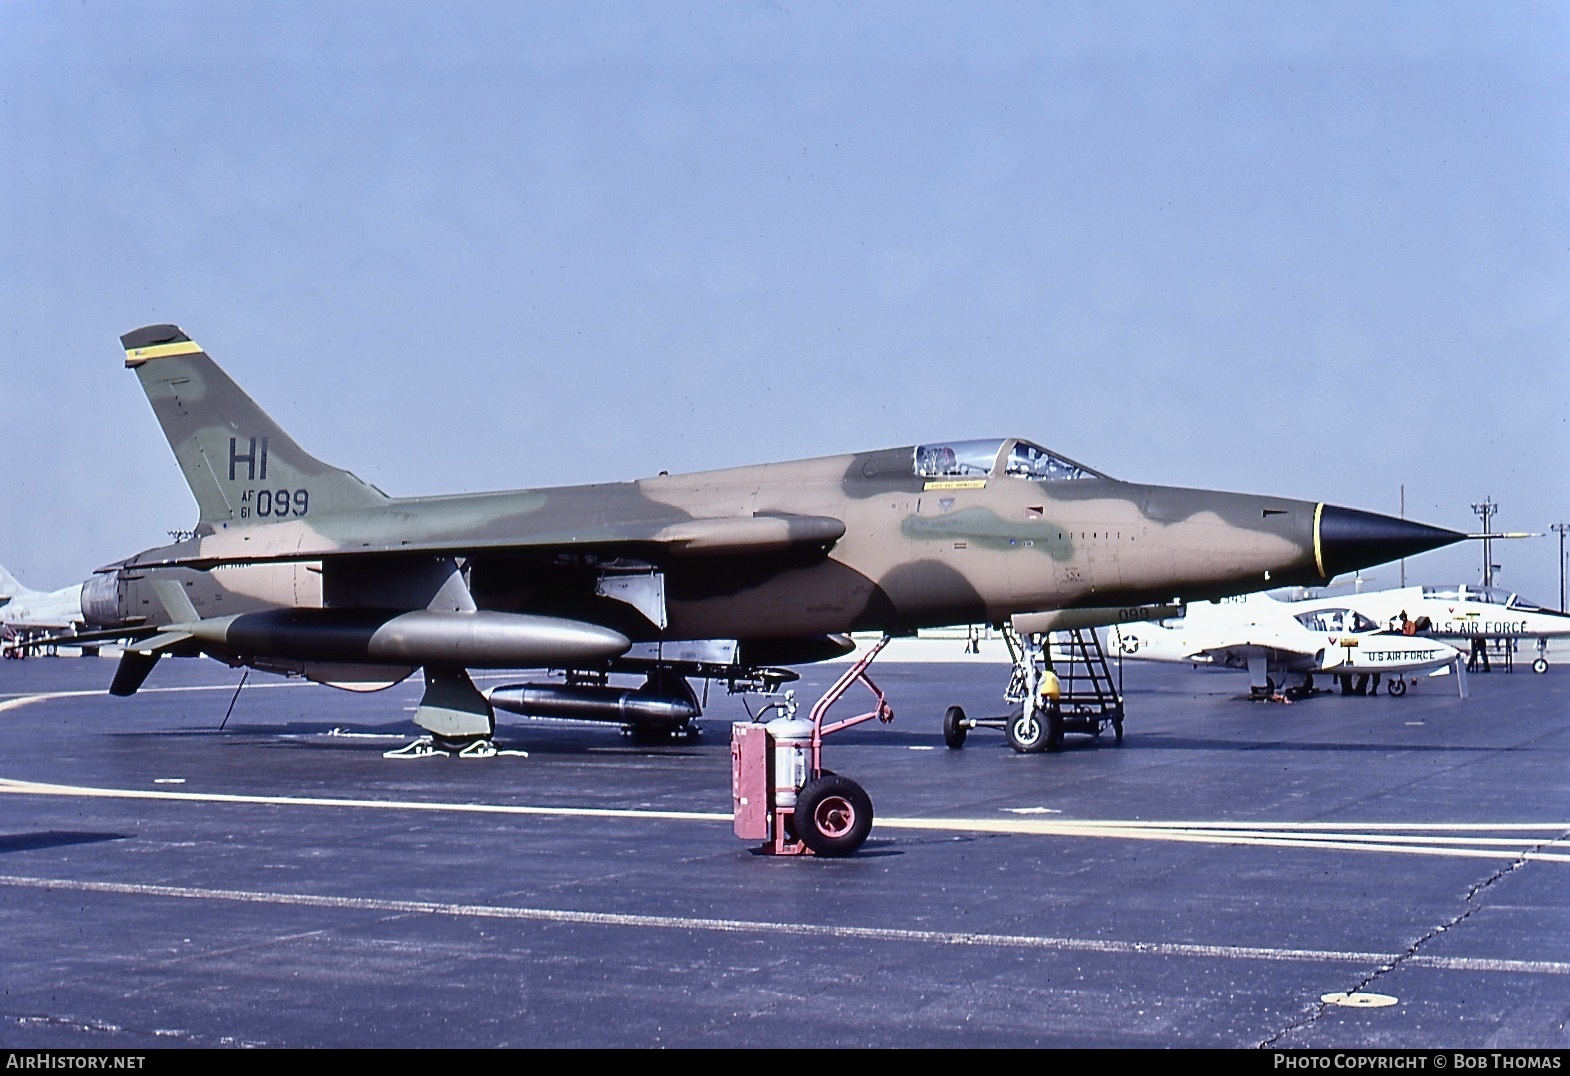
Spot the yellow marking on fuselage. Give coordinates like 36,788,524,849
1313,501,1325,578
124,340,203,366
923,479,987,491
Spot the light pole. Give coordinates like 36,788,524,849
1554,522,1569,613
1471,498,1498,588
1399,485,1405,588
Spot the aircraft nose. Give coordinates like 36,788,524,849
1316,505,1464,580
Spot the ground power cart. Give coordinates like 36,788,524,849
731,638,893,856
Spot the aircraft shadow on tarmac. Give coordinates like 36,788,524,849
92,711,1495,759
105,721,714,759
0,831,129,854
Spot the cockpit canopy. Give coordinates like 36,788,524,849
1295,608,1382,634
913,438,1103,482
1421,585,1544,611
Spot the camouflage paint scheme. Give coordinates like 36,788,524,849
78,325,1463,738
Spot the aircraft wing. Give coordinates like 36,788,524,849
108,512,848,571
1186,627,1323,668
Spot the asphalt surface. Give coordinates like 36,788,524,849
1,651,1567,1049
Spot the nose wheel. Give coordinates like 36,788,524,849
1005,703,1062,753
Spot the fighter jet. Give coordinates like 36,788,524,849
69,324,1466,751
1111,591,1466,699
1285,583,1570,674
0,565,85,657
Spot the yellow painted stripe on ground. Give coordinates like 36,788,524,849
5,777,1568,862
0,680,309,714
0,777,729,823
124,339,203,365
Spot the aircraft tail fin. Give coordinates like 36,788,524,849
121,325,389,528
0,564,25,602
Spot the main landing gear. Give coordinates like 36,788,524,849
386,666,507,759
384,736,526,760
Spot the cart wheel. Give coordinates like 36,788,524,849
942,705,967,749
1045,703,1065,752
794,774,874,857
1533,657,1548,674
1387,678,1407,697
1006,705,1049,754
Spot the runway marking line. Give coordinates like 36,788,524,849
0,777,725,823
0,681,309,713
3,777,1568,862
0,872,1565,977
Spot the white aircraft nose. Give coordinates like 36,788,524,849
1388,636,1464,667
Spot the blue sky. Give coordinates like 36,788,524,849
3,1,1567,604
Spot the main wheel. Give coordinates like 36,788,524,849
942,705,967,749
1387,677,1407,697
793,774,874,856
1006,704,1049,754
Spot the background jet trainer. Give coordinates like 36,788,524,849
1284,583,1570,674
77,324,1464,748
1111,591,1465,700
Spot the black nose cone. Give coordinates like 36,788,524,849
1317,505,1464,580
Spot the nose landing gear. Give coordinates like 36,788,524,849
943,627,1123,753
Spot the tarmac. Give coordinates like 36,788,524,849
1,647,1567,1049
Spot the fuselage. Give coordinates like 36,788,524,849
85,438,1340,649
